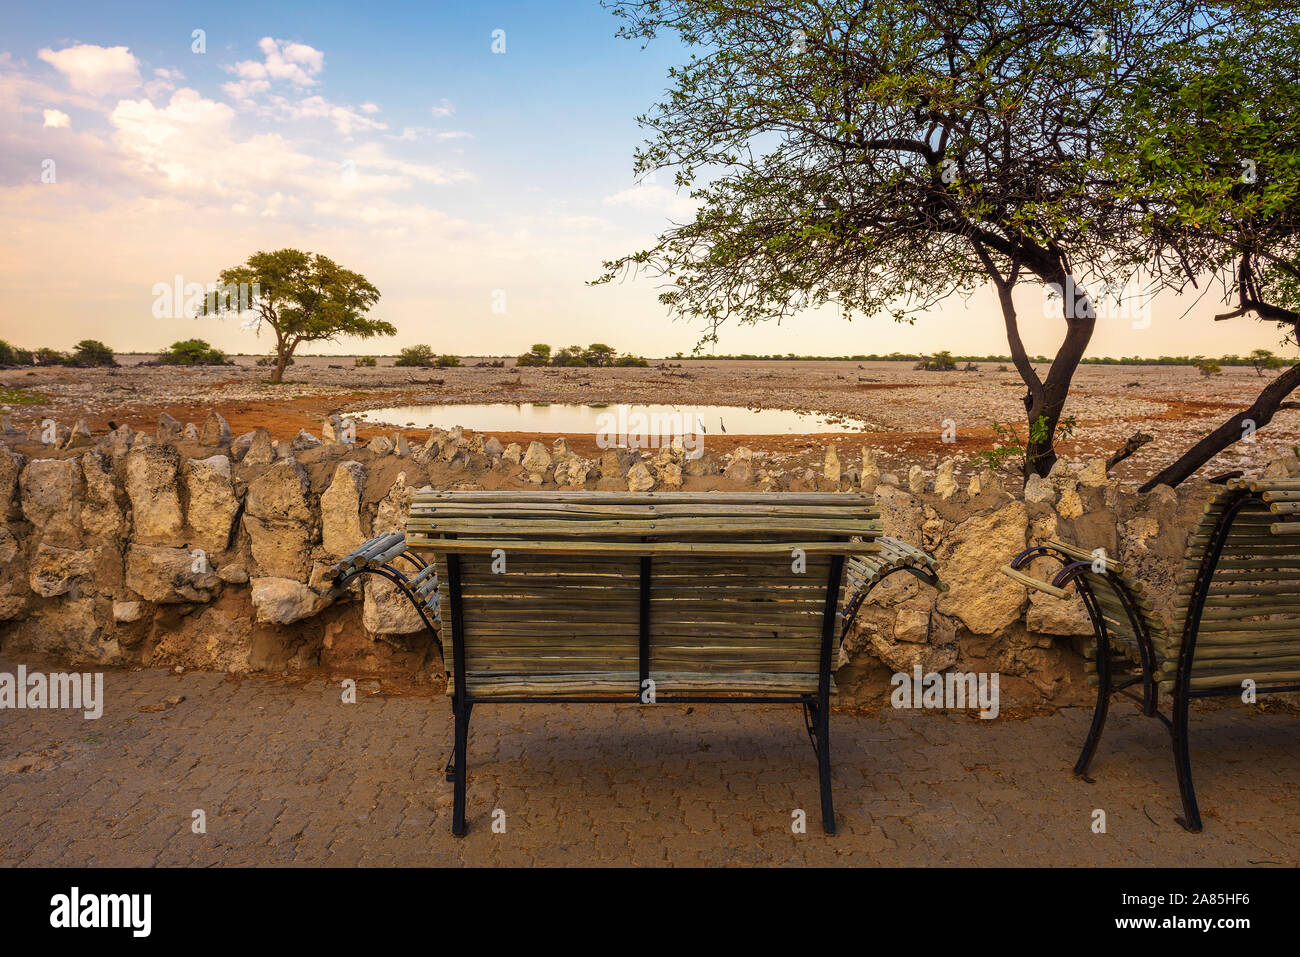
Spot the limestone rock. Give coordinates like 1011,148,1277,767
1055,486,1085,520
28,542,98,598
521,441,552,473
502,442,523,465
0,446,25,520
363,576,426,635
200,411,231,446
21,457,84,544
373,472,414,534
63,420,94,449
126,544,220,603
291,429,322,451
125,443,184,540
935,500,1029,634
243,428,275,466
320,460,367,556
724,449,754,483
627,461,656,492
183,422,200,441
322,414,350,445
1027,588,1094,636
186,455,239,554
907,465,925,495
251,577,324,624
1024,472,1054,504
824,446,841,484
243,458,314,579
1078,458,1109,487
934,459,959,500
217,562,249,584
113,600,143,623
80,449,125,538
860,448,881,492
685,450,720,477
157,413,182,442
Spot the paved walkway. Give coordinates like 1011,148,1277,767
0,659,1295,866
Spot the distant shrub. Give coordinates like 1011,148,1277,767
354,356,377,367
66,340,117,367
434,354,461,367
157,339,230,366
33,348,67,366
1194,358,1222,377
516,344,552,367
395,344,435,367
257,355,294,367
0,340,33,366
921,351,958,371
613,353,650,367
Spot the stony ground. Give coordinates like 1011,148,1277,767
0,657,1294,866
3,356,1298,487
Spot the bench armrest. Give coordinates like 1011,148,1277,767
999,564,1069,599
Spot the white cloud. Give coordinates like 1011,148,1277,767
144,66,184,99
434,130,472,140
290,94,387,136
38,44,140,97
228,37,324,88
603,182,699,219
42,108,70,128
430,98,454,118
360,101,380,115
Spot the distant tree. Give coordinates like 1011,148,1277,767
33,348,66,366
1194,358,1223,377
158,339,229,366
395,344,435,367
516,343,552,367
434,354,462,367
0,340,33,366
1251,349,1284,377
196,249,394,383
551,345,588,367
583,343,617,367
354,355,377,367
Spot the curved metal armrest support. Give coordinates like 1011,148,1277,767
329,534,442,644
840,545,945,640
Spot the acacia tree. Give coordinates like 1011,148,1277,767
1104,5,1300,490
197,249,395,383
597,0,1223,479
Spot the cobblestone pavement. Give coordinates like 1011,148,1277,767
0,659,1295,867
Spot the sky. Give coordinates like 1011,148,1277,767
0,0,1294,360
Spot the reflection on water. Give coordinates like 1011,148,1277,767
355,402,868,436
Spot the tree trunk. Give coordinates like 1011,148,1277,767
271,351,289,384
1139,363,1300,491
978,246,1095,483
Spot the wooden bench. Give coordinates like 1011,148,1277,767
1003,478,1300,831
332,490,943,836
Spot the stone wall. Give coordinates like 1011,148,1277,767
2,413,1282,707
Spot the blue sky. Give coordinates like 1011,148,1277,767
0,0,1293,359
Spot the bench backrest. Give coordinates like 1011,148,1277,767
405,491,882,699
1166,479,1300,695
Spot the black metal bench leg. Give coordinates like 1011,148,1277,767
815,700,835,834
1171,691,1202,832
451,701,470,837
1074,635,1112,782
